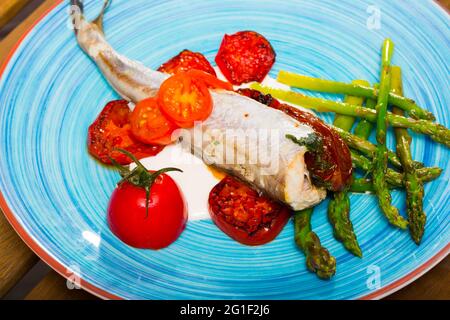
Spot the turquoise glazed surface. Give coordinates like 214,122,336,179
0,0,448,299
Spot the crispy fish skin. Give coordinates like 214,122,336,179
71,0,326,210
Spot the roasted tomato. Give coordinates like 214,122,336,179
215,31,276,85
88,100,163,165
237,89,353,191
185,70,233,91
130,97,178,145
107,153,187,250
158,72,213,128
158,49,216,76
209,176,291,246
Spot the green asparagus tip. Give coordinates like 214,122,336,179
412,233,424,246
345,241,363,258
294,209,336,280
382,38,395,62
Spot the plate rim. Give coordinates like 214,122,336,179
0,0,448,300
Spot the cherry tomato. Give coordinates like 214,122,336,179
237,89,352,191
130,97,178,145
209,176,291,246
185,70,233,91
108,171,187,250
88,100,163,165
215,31,276,85
158,49,216,76
158,72,212,128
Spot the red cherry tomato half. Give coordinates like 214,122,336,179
158,72,213,128
108,172,187,250
88,100,163,165
208,176,291,246
237,88,353,191
185,70,233,91
215,31,276,85
158,49,216,76
130,97,178,145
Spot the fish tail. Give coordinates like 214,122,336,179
92,0,112,33
71,0,111,34
70,0,84,13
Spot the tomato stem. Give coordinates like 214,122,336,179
112,149,183,217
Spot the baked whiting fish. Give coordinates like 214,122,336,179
70,0,353,210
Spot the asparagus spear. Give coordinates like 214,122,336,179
349,149,426,189
372,39,408,229
250,83,450,148
391,66,426,244
351,178,388,193
351,150,441,187
277,70,435,120
333,80,367,131
349,149,440,187
335,126,406,169
328,192,362,257
334,126,424,169
354,84,378,139
294,209,336,279
350,150,372,171
350,167,442,192
328,80,367,257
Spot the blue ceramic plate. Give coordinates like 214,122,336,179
0,0,448,299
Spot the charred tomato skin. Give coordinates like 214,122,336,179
107,173,187,250
158,49,216,76
215,31,276,85
88,100,163,165
237,89,353,191
208,176,291,246
275,103,353,192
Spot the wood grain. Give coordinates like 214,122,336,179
0,0,31,30
437,0,450,12
0,0,56,60
0,0,449,300
386,256,450,300
25,270,97,300
0,212,39,297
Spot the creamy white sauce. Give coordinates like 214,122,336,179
213,66,290,91
134,144,221,221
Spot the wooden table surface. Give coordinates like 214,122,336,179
0,0,449,300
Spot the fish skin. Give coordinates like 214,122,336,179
182,91,327,210
71,1,326,210
74,18,168,102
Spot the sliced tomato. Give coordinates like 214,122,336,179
158,49,216,76
88,100,163,165
185,70,233,91
130,97,178,145
209,176,291,246
158,72,213,128
215,31,276,85
237,88,353,192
